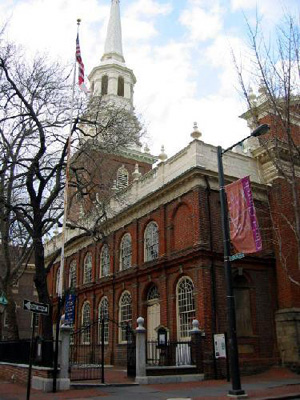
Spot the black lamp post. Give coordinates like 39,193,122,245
217,124,270,397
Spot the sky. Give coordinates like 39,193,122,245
1,0,299,157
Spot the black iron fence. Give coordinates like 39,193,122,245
0,338,54,367
146,340,194,367
69,321,103,381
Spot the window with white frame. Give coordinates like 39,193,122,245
147,285,160,302
69,260,77,289
120,233,132,270
117,166,129,190
144,221,159,262
119,291,132,343
55,267,60,294
98,297,109,344
177,277,195,340
83,253,92,284
100,245,110,277
81,302,91,344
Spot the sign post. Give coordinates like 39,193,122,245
23,300,49,400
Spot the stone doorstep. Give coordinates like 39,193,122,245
32,376,70,392
135,373,205,384
71,382,139,388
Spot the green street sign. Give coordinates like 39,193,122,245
229,253,245,261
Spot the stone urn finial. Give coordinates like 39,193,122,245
132,163,142,181
191,122,202,140
158,145,168,162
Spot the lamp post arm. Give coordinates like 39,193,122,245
223,124,270,154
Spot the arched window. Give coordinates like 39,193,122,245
98,297,109,344
117,76,124,97
101,75,108,95
55,267,60,294
81,302,91,344
177,277,195,340
120,233,132,270
83,252,92,284
233,275,253,336
100,245,110,278
144,222,159,262
147,285,160,303
69,260,77,289
119,291,132,343
117,166,129,190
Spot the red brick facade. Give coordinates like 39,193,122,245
48,174,278,375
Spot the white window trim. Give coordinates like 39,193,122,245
176,276,195,341
81,301,91,345
69,260,77,289
100,245,110,278
83,253,93,284
118,291,132,344
119,233,132,271
144,221,159,262
98,297,109,344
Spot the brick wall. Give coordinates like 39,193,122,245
0,363,53,385
48,182,278,372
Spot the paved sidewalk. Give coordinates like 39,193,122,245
0,366,299,400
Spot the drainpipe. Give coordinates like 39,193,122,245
204,176,218,379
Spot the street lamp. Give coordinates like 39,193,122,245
217,124,270,397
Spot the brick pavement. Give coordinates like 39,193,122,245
0,366,299,400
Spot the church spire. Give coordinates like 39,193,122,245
88,0,136,110
101,0,125,63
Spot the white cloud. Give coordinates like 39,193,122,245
230,0,298,24
205,34,252,96
123,0,172,41
1,0,106,67
179,4,224,41
126,0,172,18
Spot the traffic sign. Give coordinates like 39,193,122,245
229,253,245,261
23,299,49,315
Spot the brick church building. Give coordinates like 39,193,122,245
46,0,299,376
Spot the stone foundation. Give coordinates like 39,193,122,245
276,308,300,371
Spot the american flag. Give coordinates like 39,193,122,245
76,33,87,92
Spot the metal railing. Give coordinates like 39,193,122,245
146,340,194,367
0,338,54,367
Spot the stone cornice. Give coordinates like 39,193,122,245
252,141,300,184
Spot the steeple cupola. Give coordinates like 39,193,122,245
88,0,136,111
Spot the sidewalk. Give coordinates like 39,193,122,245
0,366,299,400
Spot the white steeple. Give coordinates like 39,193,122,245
102,0,125,64
88,0,136,110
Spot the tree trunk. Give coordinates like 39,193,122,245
3,284,19,340
33,236,53,340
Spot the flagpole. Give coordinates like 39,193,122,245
57,18,80,299
53,19,81,393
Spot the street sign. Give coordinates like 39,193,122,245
229,252,245,261
23,299,49,315
65,294,76,325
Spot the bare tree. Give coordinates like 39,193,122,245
234,13,300,284
0,40,143,338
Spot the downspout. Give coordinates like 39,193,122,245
204,175,218,378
